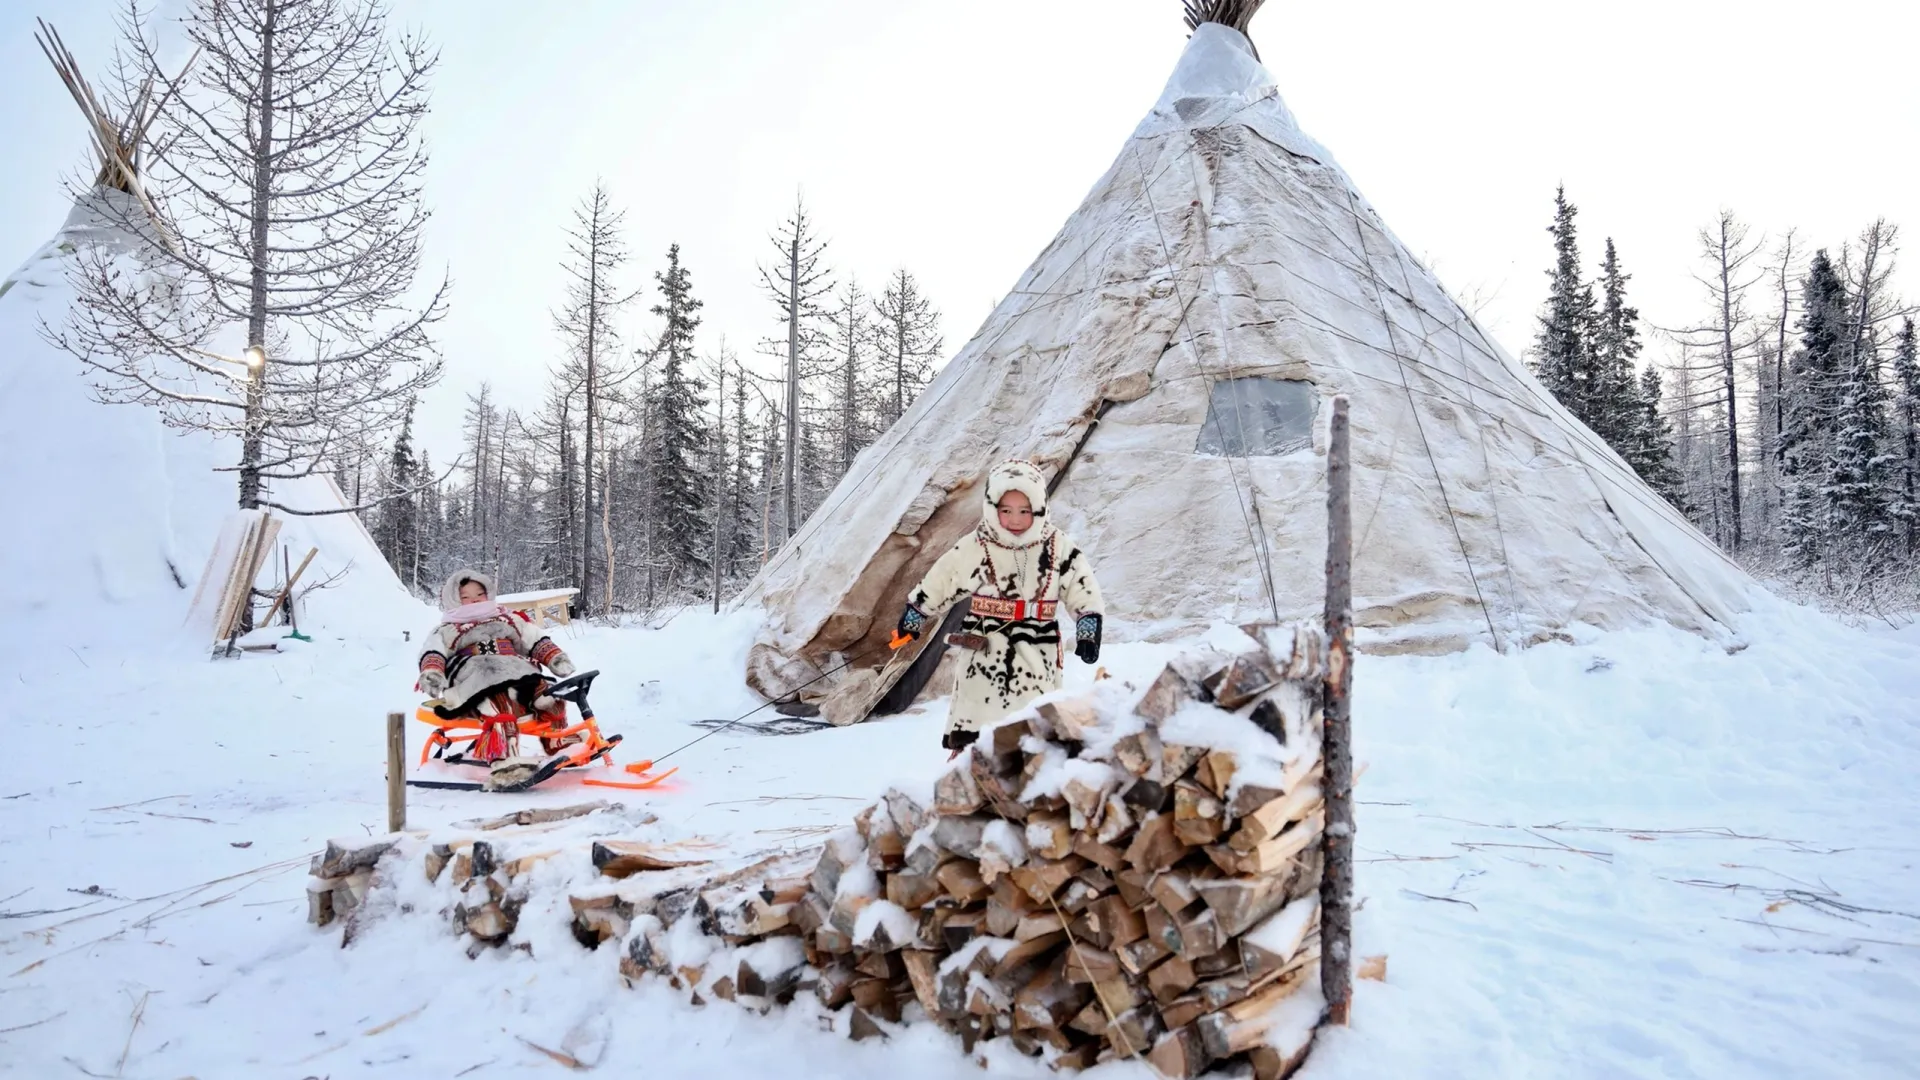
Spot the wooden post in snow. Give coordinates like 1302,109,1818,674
386,711,406,834
1321,394,1355,1025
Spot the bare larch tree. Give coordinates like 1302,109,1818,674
52,0,447,513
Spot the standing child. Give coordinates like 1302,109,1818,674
894,460,1105,757
417,569,577,763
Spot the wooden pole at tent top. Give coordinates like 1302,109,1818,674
1321,394,1355,1025
386,712,406,834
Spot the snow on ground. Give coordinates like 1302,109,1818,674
1,598,1917,1078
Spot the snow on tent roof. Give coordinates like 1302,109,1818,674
734,19,1755,708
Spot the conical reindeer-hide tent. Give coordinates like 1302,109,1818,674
734,14,1755,716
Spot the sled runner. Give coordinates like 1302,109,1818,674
408,669,676,793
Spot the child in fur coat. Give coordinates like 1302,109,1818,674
417,569,577,762
895,460,1105,757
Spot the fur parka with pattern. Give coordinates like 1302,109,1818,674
903,461,1104,744
417,569,574,714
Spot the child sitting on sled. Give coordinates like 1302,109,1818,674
416,569,578,763
894,459,1105,759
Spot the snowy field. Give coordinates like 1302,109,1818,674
1,597,1916,1078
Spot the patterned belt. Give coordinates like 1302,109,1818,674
451,637,521,666
968,594,1057,621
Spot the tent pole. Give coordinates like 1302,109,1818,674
1321,394,1355,1025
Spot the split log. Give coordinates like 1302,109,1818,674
1194,750,1238,799
316,837,395,878
941,911,983,952
1024,814,1074,861
424,844,453,884
306,877,334,926
886,871,941,911
1062,774,1114,830
1124,814,1187,874
1008,855,1086,905
815,961,858,1008
933,763,984,816
1112,729,1163,780
1146,1024,1210,1079
1135,666,1192,724
1161,744,1206,784
990,931,1066,997
866,821,906,873
1062,945,1122,985
1121,779,1168,815
1012,960,1088,1031
1015,911,1066,942
593,840,711,879
1105,1005,1163,1058
972,752,1029,822
848,1006,889,1041
929,814,991,856
1172,781,1226,846
985,877,1037,937
810,832,864,897
1209,651,1281,710
1035,697,1099,742
884,788,927,837
1228,780,1323,852
1071,833,1125,872
464,900,514,942
1113,867,1155,909
469,801,612,831
1197,874,1296,941
934,858,989,904
1195,967,1313,1059
1235,810,1324,877
901,949,943,1017
1146,953,1199,1004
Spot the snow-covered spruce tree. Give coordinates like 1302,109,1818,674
375,398,421,590
1780,250,1850,568
756,196,835,540
1531,186,1598,423
1633,366,1686,508
872,267,943,431
1588,238,1660,462
552,183,635,616
1891,318,1920,554
1820,222,1904,570
1823,322,1893,557
648,244,712,589
52,0,446,513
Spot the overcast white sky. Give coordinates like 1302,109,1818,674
3,0,1915,459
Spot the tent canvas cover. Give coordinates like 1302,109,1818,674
736,22,1754,711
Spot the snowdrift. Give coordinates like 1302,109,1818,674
0,192,423,661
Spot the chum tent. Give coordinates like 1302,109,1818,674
737,4,1756,719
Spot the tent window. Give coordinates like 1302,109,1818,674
1195,378,1317,456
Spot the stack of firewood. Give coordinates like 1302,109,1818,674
619,626,1330,1079
306,836,394,937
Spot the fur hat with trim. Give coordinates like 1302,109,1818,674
981,459,1051,548
438,568,498,611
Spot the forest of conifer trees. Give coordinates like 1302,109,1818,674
1531,189,1915,611
348,189,942,617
